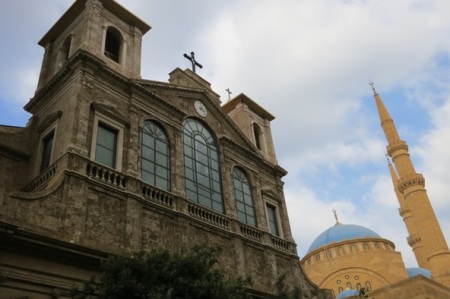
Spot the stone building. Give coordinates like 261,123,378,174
0,0,331,298
300,87,450,298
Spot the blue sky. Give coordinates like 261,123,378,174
1,0,450,268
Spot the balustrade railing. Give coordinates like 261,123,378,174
21,164,58,192
271,236,291,253
240,224,262,241
142,184,174,208
188,203,229,229
86,162,126,189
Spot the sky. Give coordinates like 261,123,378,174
1,0,450,268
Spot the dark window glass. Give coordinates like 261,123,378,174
40,131,54,172
141,121,170,191
95,124,117,168
267,204,279,236
233,168,256,226
104,27,121,63
253,123,262,150
182,119,223,212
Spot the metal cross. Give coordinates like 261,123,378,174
226,88,232,100
183,51,203,73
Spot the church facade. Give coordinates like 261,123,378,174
0,0,331,298
300,88,450,298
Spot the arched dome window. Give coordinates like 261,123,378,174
363,243,370,251
337,247,345,256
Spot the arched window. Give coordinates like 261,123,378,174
365,281,372,291
326,250,332,259
338,287,343,293
337,247,345,256
104,27,122,63
315,254,321,262
233,167,256,226
363,243,370,251
252,123,263,151
346,282,352,289
356,283,362,290
183,119,223,212
350,245,358,252
141,121,170,190
374,242,380,249
58,35,72,68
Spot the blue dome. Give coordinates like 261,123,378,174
336,289,359,299
308,224,381,253
407,267,431,278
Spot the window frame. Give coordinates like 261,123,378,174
232,167,256,226
252,122,265,152
265,202,282,237
182,118,224,213
140,120,170,191
37,124,57,174
102,26,125,65
90,113,124,171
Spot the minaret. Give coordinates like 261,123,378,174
372,83,450,286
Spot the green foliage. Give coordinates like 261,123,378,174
73,245,251,299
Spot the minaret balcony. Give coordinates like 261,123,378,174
407,234,422,247
387,140,408,156
398,173,425,193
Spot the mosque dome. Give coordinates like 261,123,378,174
336,289,359,299
308,223,381,253
407,267,432,279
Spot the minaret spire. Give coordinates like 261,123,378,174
372,84,450,286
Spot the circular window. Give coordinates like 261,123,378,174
355,276,359,280
345,275,349,280
337,280,341,284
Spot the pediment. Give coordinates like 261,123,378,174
91,102,129,126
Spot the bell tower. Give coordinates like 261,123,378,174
36,0,150,90
372,84,450,287
222,93,278,165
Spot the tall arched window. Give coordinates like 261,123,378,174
350,245,358,252
183,119,223,212
233,167,256,226
57,35,72,68
104,27,122,63
252,123,263,151
141,121,170,190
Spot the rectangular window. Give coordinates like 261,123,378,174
40,131,55,172
95,123,117,168
266,204,280,237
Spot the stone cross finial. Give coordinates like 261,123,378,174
183,51,203,73
226,88,232,100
